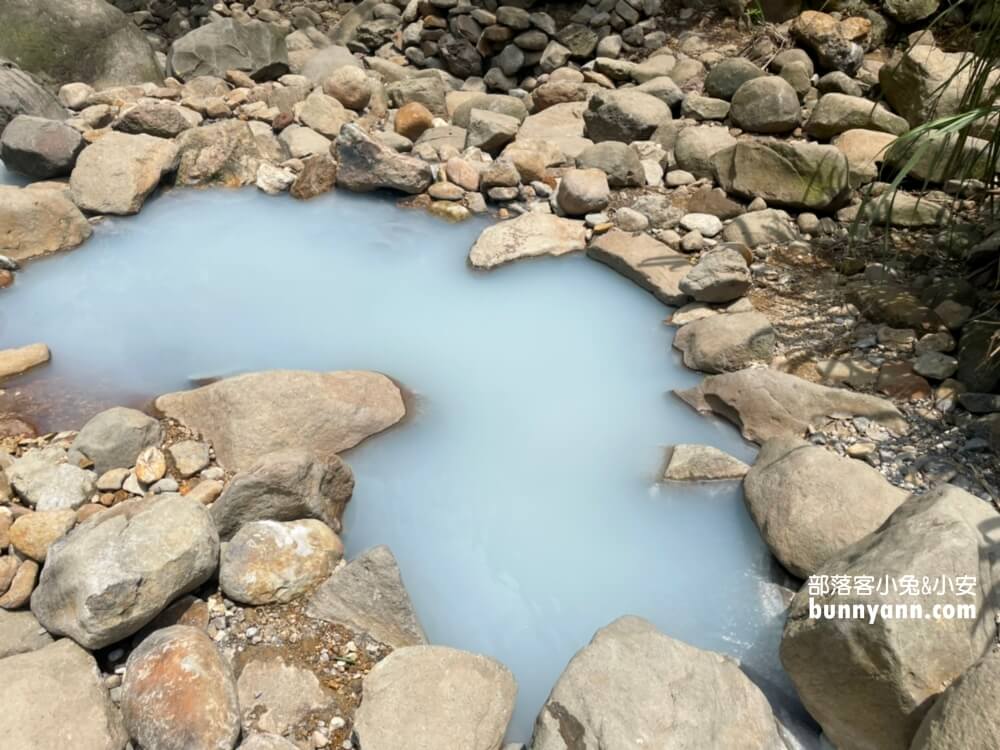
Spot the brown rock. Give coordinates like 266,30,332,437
0,507,11,547
186,479,225,505
395,102,434,141
445,157,480,191
586,229,691,306
76,504,107,523
0,556,18,594
877,361,933,401
0,187,92,262
290,153,338,200
134,446,166,484
0,559,38,609
9,509,77,561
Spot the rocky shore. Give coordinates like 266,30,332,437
2,0,1000,747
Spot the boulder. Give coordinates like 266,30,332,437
0,0,163,89
532,616,785,749
31,494,220,649
847,283,944,333
662,444,749,481
298,90,355,139
833,128,897,187
220,519,343,605
0,61,67,135
278,124,330,159
804,93,909,140
168,19,288,82
387,77,448,118
791,10,864,75
673,125,737,179
721,209,797,247
70,132,178,215
911,649,1000,749
583,89,670,143
301,45,363,86
237,656,336,736
122,625,240,750
335,123,432,194
884,130,992,184
468,213,587,270
0,115,83,178
744,437,907,578
0,185,92,262
451,94,528,130
72,407,162,475
7,452,95,511
290,153,338,199
394,101,435,140
466,109,520,154
782,485,1000,750
354,645,516,750
155,370,404,472
713,139,850,211
575,141,644,188
678,247,751,303
175,120,262,188
0,639,127,750
675,368,908,443
555,168,609,216
586,229,690,306
730,76,801,134
323,66,372,111
306,545,427,648
0,609,53,659
673,311,775,373
704,57,766,101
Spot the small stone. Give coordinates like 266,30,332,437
395,102,434,141
615,207,649,232
96,467,130,491
680,231,705,252
0,559,39,609
665,169,695,187
913,352,958,381
680,213,723,238
167,440,211,478
134,446,167,484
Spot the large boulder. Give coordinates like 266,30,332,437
713,139,850,211
675,368,908,443
833,128,898,187
911,650,1000,749
0,61,67,135
168,19,288,82
175,120,262,188
532,616,785,749
122,625,240,750
781,485,1000,750
743,437,908,578
306,545,427,648
335,123,432,194
468,213,587,270
0,0,163,89
730,76,801,134
586,229,690,306
0,639,127,750
70,132,178,215
354,645,516,750
0,115,82,178
673,311,775,373
516,101,592,159
804,93,910,140
31,494,220,649
583,89,670,143
154,370,405,472
72,407,163,475
451,94,528,130
0,185,92,262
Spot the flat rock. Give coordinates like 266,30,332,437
583,89,670,143
70,132,178,215
662,444,749,481
237,656,336,736
73,407,163,475
0,185,92,262
805,93,909,140
586,229,690,306
0,609,53,659
354,645,516,750
469,213,587,270
154,370,405,473
673,311,775,372
0,342,50,379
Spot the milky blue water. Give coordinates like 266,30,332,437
1,176,817,744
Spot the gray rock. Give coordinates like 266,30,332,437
791,11,864,76
306,545,427,648
804,93,910,140
662,444,749,481
911,649,1000,750
817,71,863,97
468,213,587,269
913,351,958,380
533,616,785,750
744,437,908,578
673,125,737,179
575,141,644,187
70,131,178,215
635,76,685,109
0,115,83,178
175,120,262,188
673,311,775,373
586,229,691,306
555,168,609,216
678,247,751,303
676,368,909,443
237,656,336,736
466,109,520,154
154,370,405,473
0,609,53,659
680,94,731,121
0,639,127,750
730,76,801,134
884,0,939,23
386,76,448,118
239,735,299,750
336,123,432,194
583,89,670,143
72,407,162,476
115,101,199,139
452,94,528,130
298,90,355,139
680,213,723,238
7,453,95,511
704,57,765,101
782,485,1000,750
721,209,797,247
168,19,288,82
354,645,516,750
31,494,219,649
0,61,67,135
167,440,211,478
301,45,363,86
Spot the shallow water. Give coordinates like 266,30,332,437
2,182,817,744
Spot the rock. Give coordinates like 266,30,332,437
0,609,53,659
175,120,262,188
910,649,1000,750
8,453,95,511
0,556,16,594
468,213,587,270
791,10,864,75
386,78,447,119
730,76,801,134
704,57,766,100
323,66,372,111
744,437,907,578
0,115,83,179
301,45,363,86
0,342,50,379
884,0,939,23
614,207,649,232
31,494,219,649
583,89,670,143
0,559,38,609
680,94,731,121
721,209,797,247
220,519,343,605
817,70,862,97
115,101,198,139
256,163,295,195
0,0,163,89
833,128,897,187
123,625,240,750
713,139,850,211
517,101,592,159
0,61,68,135
133,446,165,484
0,185,92,262
847,283,943,332
804,93,909,140
782,485,999,750
533,616,785,749
678,247,751,303
290,153,338,199
451,94,528,130
354,645,516,750
575,141,644,188
680,213,723,238
298,90,354,139
237,656,336,736
957,322,1000,393
70,131,177,215
168,19,288,82
676,368,908,443
395,101,435,140
913,351,958,380
279,125,330,159
9,509,76,561
466,109,519,154
306,545,426,648
239,735,299,750
555,169,609,216
586,229,690,306
662,444,749,481
335,123,432,194
0,639,127,750
73,407,162,475
155,370,405,472
167,440,210,478
673,311,775,373
673,125,736,179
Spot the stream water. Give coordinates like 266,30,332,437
1,172,818,744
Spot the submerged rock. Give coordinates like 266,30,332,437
70,132,178,215
662,444,749,481
155,370,404,472
0,186,92,262
468,213,587,270
354,645,516,750
168,19,288,82
586,229,690,306
335,123,432,194
532,616,785,749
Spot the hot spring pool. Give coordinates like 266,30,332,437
1,177,816,744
